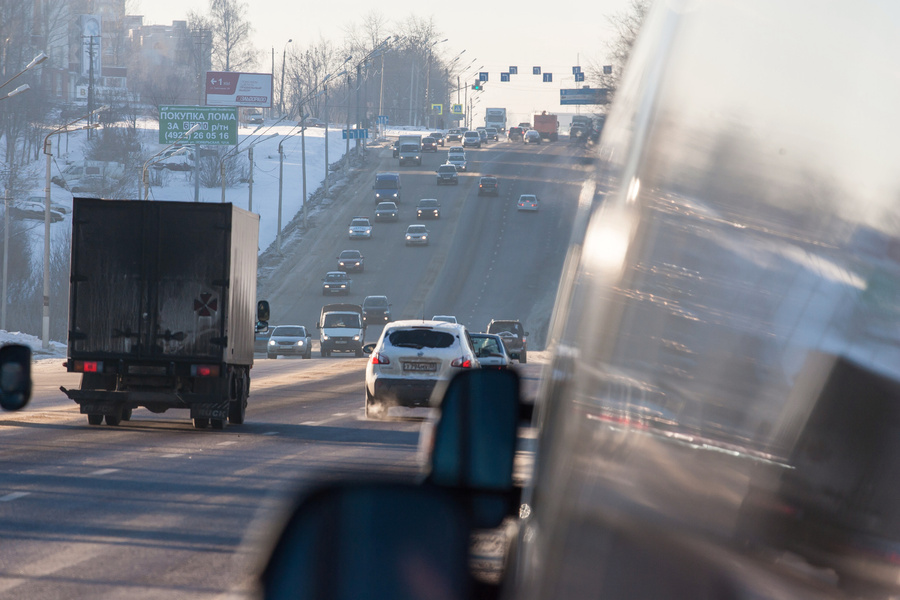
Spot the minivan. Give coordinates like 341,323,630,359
373,173,401,203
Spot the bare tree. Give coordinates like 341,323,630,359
588,0,651,103
208,0,256,72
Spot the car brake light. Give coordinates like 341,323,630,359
372,353,390,365
451,357,473,368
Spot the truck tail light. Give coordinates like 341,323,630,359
73,360,103,373
191,364,220,377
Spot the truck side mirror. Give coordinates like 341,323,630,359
260,482,473,600
315,322,321,329
426,369,520,528
0,344,32,411
257,300,270,322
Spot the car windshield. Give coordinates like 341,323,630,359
364,297,388,308
375,180,398,189
272,326,305,337
323,314,360,328
408,226,426,233
387,329,455,349
325,273,346,281
339,251,360,259
376,203,396,210
439,166,455,172
351,219,368,226
419,200,438,207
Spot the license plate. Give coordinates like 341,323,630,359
403,362,437,372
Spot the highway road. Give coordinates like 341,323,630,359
0,136,590,598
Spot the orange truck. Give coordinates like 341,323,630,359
533,111,559,141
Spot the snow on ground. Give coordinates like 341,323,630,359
0,330,67,359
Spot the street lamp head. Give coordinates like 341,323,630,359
26,52,48,70
4,84,29,99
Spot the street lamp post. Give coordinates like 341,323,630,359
42,108,105,350
424,39,448,129
280,39,292,116
277,132,296,253
247,133,278,212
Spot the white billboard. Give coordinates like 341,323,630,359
80,15,101,78
205,72,273,108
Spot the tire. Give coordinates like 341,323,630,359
321,348,330,358
267,353,276,359
355,348,363,358
105,414,121,426
519,350,527,364
211,418,226,430
121,407,133,421
193,417,209,429
87,413,103,425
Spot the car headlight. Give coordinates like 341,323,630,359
268,340,276,346
353,335,360,341
322,334,329,340
348,228,353,234
340,284,346,288
297,341,304,346
406,235,412,239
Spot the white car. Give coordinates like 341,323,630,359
266,325,312,359
364,320,480,419
463,131,481,148
431,315,457,323
447,152,467,172
405,224,429,246
348,217,372,239
517,194,540,211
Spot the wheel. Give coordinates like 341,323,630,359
105,414,121,426
321,348,329,358
267,353,276,359
193,417,209,429
87,414,103,425
355,348,363,358
211,418,226,430
519,350,527,364
121,407,133,421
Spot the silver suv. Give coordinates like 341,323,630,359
463,131,481,148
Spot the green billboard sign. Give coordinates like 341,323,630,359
158,106,238,145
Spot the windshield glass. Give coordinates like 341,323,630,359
272,326,305,337
323,314,360,328
375,179,398,189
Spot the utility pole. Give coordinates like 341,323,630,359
86,36,98,139
346,71,351,159
324,82,329,197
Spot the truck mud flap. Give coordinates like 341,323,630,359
190,402,229,420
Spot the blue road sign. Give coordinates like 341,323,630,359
342,128,369,139
479,72,489,81
533,66,541,75
377,115,388,125
509,66,518,75
575,72,585,82
501,73,510,82
573,66,582,74
543,73,553,82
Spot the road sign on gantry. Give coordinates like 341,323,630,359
158,106,238,145
451,104,463,115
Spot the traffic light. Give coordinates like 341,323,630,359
472,80,483,91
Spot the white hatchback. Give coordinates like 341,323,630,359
364,320,480,419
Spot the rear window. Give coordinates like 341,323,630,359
273,326,305,337
488,322,522,335
387,329,455,349
364,297,388,308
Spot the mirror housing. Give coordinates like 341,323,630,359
362,342,376,355
257,300,270,322
260,481,472,600
0,344,32,411
256,321,269,333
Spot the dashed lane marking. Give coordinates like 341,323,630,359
0,492,30,502
89,468,119,476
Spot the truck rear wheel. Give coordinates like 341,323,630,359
105,414,121,426
211,418,226,430
228,371,248,425
87,414,103,425
121,407,132,421
193,417,209,429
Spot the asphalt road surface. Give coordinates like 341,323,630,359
0,135,590,598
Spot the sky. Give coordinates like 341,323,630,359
135,0,633,125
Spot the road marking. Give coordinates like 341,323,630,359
301,421,319,426
160,453,183,458
263,431,279,436
216,441,237,446
0,492,30,502
89,468,119,476
332,412,347,417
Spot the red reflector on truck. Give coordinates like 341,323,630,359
191,364,220,377
74,361,102,373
